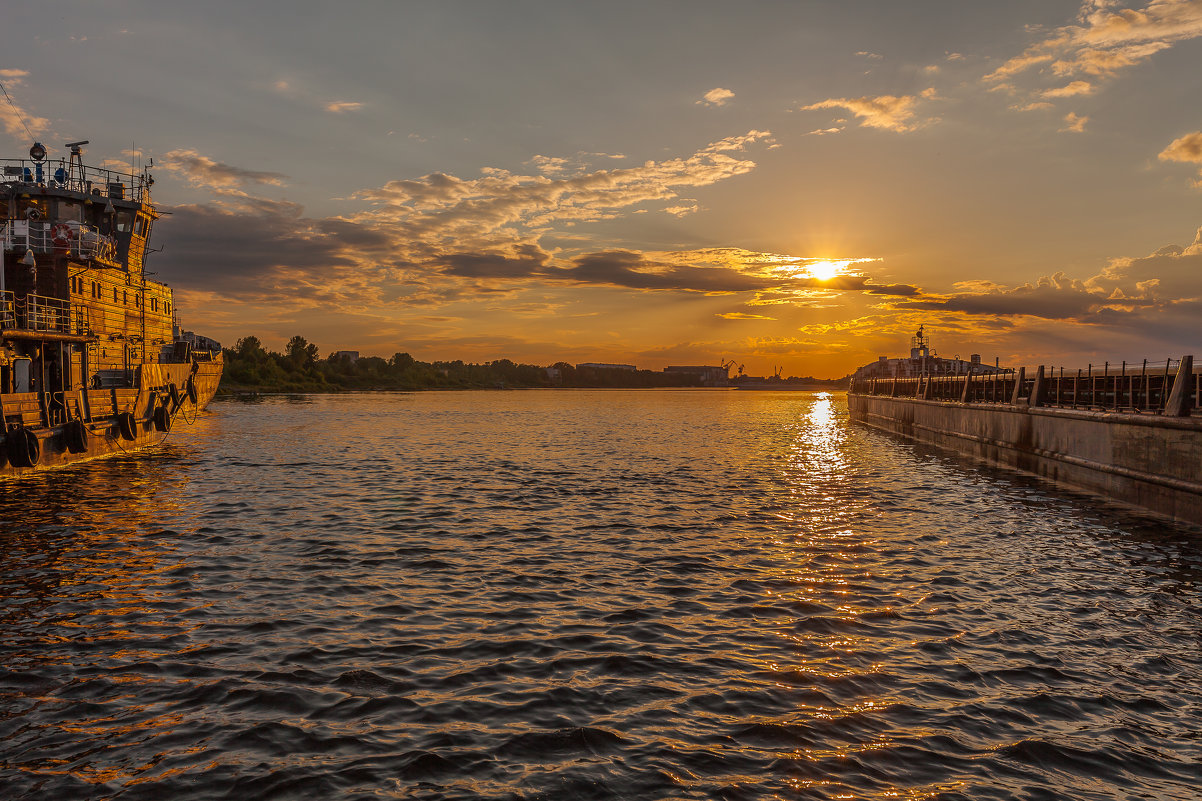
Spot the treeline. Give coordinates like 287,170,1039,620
219,335,706,392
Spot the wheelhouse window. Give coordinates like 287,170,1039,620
57,200,83,223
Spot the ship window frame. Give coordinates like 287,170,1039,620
57,200,83,223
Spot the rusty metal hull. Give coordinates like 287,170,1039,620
0,358,222,476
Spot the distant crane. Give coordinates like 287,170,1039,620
772,365,783,381
721,359,745,378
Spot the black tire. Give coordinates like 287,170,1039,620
153,405,172,433
187,378,199,405
65,419,90,454
6,427,40,468
168,382,182,408
117,412,138,441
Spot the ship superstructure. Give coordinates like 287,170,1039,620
0,141,221,472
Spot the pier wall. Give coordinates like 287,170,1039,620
848,393,1202,526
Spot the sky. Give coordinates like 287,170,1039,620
3,0,1202,378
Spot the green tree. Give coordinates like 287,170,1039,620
286,335,319,370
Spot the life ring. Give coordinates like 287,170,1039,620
7,427,41,468
117,411,138,441
187,378,199,405
65,419,90,454
51,223,73,249
152,404,172,433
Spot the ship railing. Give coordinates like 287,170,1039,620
0,290,81,335
849,356,1200,418
2,219,119,262
2,157,149,204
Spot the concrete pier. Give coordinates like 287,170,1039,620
848,358,1202,526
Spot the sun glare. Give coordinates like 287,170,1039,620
806,260,845,281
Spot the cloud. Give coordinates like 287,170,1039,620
663,203,699,217
353,130,775,253
698,88,735,107
1041,80,1095,97
325,101,364,113
160,149,288,190
879,226,1202,356
0,73,51,138
1060,111,1090,132
899,272,1106,319
799,90,937,133
986,0,1202,103
718,312,776,320
1159,130,1202,185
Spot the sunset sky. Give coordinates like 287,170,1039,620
3,0,1202,377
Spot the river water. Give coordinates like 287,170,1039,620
0,390,1198,800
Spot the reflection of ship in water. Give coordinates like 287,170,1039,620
1,141,222,475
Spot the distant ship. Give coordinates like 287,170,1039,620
0,141,222,474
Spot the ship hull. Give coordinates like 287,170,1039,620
0,359,222,476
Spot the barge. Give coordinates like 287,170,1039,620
1,141,221,475
848,331,1202,526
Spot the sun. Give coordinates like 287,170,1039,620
806,260,845,281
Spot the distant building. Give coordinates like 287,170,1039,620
852,326,1006,380
545,366,561,382
332,350,360,363
663,365,729,386
576,362,636,371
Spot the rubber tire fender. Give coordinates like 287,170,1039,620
168,382,182,408
153,404,172,433
65,419,90,454
187,378,200,405
117,411,138,441
6,427,40,468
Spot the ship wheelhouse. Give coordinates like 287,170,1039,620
0,142,199,430
0,142,183,404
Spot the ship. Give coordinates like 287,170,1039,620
0,140,222,474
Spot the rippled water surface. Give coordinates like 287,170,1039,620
1,390,1199,800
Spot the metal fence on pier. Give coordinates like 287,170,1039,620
849,356,1200,418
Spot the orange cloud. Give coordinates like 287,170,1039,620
698,88,735,107
987,0,1202,107
1060,112,1090,132
0,72,51,137
160,149,289,190
799,90,936,133
1159,130,1202,185
1040,80,1095,98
